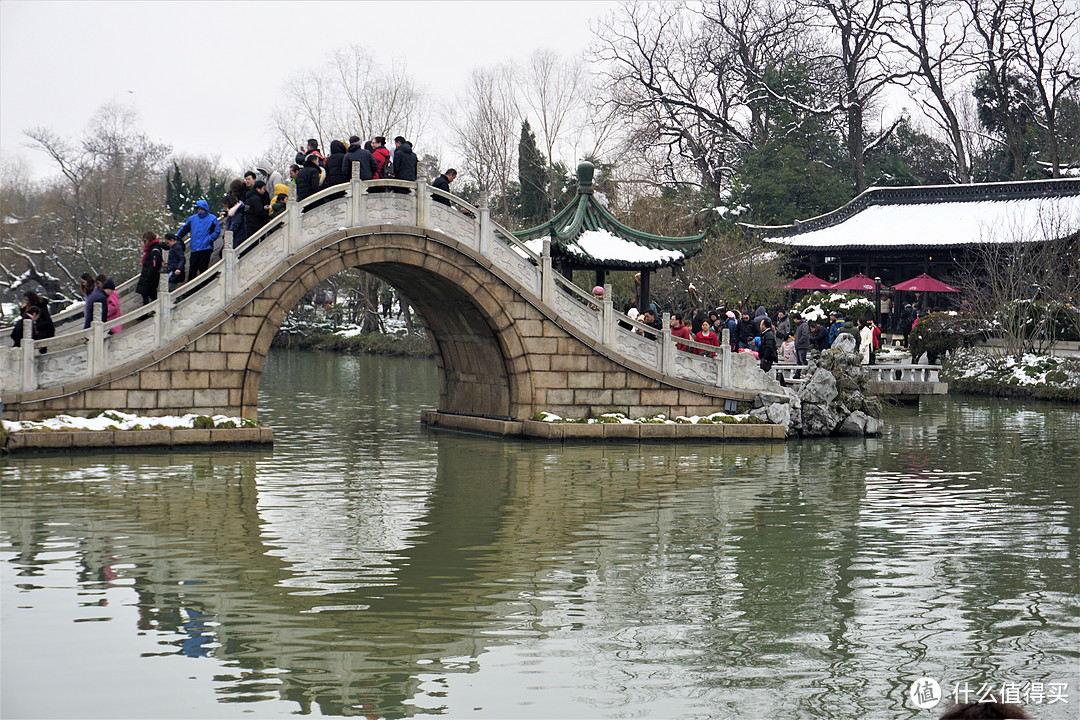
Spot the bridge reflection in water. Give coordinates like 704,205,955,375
1,353,1076,718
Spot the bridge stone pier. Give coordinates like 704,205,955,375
2,175,775,426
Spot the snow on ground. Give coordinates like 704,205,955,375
332,315,411,338
949,351,1080,388
3,410,253,433
535,411,765,425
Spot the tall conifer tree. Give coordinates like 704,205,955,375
517,120,548,225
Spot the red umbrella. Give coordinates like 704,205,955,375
829,273,877,291
892,274,959,293
783,273,833,290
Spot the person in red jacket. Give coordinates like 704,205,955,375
671,312,692,352
694,318,721,358
371,136,391,178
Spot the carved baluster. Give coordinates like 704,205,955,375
90,318,105,379
20,318,35,392
661,312,673,374
415,179,429,228
720,328,732,389
478,193,491,257
541,239,554,305
350,161,363,227
601,283,614,348
158,284,172,347
223,242,238,300
287,185,300,255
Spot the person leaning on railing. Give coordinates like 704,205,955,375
162,233,186,289
82,277,108,329
9,290,53,348
431,168,457,206
671,312,692,352
694,319,721,358
269,184,288,216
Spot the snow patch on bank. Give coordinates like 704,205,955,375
3,410,254,433
534,411,767,425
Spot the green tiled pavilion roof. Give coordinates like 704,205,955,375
512,162,706,270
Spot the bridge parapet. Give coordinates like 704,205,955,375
4,173,746,399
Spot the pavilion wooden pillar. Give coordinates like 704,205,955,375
639,269,651,311
595,270,606,289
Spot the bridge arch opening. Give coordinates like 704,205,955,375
242,231,534,421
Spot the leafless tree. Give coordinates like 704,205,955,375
1014,0,1080,177
962,0,1031,179
272,47,430,157
591,1,752,194
886,0,974,182
22,102,172,280
331,46,429,144
520,49,586,216
798,0,910,193
957,202,1080,358
446,65,519,222
676,229,791,312
704,0,807,145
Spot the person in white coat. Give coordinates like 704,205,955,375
858,318,874,365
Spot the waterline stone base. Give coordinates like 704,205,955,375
3,425,273,454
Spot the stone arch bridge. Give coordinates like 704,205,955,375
2,177,779,425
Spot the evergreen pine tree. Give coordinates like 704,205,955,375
204,177,226,215
517,120,548,225
190,176,205,215
166,162,191,222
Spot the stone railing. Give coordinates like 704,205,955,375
775,362,941,384
2,170,739,395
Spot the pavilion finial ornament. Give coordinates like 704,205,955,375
577,161,595,194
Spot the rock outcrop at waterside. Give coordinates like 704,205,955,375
751,349,883,438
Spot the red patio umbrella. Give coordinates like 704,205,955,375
783,273,833,290
892,274,959,293
828,273,877,291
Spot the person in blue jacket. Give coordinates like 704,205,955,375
175,200,220,280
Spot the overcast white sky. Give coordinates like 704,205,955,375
0,0,620,181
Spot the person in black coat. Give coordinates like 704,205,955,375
758,317,778,371
431,168,457,205
10,289,54,347
343,136,377,180
323,140,349,186
392,136,418,182
163,233,186,289
245,181,271,234
135,231,164,304
296,154,322,201
736,312,755,349
792,313,810,378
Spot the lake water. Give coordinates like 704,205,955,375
2,350,1077,719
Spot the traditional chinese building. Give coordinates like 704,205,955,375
745,178,1080,288
513,161,706,309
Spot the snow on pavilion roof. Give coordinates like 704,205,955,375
748,179,1080,250
522,229,688,267
513,161,705,270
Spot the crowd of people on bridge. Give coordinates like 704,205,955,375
622,298,939,374
6,131,464,346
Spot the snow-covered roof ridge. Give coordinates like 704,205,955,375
744,178,1080,237
748,178,1080,250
